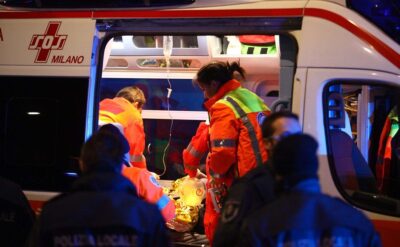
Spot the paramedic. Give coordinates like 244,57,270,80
0,176,35,247
213,111,301,246
190,61,270,243
29,124,169,247
239,134,382,247
99,86,147,169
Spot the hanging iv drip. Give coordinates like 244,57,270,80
158,35,174,177
163,36,173,98
163,36,173,68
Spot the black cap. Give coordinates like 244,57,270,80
272,133,319,185
81,124,130,173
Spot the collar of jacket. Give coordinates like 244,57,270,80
71,172,138,196
203,79,241,110
291,178,321,194
114,97,130,104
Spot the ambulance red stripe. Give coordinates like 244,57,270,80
0,7,398,68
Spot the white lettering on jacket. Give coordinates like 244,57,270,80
53,234,137,246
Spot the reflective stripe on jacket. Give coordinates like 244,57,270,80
204,79,269,180
122,166,176,222
183,122,209,177
99,97,146,168
202,79,269,243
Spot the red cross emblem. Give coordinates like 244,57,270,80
29,22,67,63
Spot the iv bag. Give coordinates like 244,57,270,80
163,36,173,59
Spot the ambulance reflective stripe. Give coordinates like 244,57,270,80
211,139,236,148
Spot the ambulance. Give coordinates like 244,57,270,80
0,0,399,245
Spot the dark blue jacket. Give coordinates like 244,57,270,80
0,177,35,247
213,164,275,247
30,172,170,247
239,179,382,247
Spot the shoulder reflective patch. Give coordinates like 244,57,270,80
149,175,160,187
157,194,171,210
256,112,267,125
221,201,241,223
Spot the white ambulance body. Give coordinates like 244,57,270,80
0,0,399,245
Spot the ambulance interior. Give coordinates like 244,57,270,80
100,34,285,180
99,34,400,216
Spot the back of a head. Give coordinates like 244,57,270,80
80,124,130,174
116,86,146,106
272,133,319,187
195,61,245,86
0,177,35,247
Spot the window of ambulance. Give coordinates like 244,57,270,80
100,34,285,180
323,81,400,216
0,76,87,191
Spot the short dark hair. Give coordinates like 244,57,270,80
80,124,129,174
262,111,299,139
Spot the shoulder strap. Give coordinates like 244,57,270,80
226,96,263,167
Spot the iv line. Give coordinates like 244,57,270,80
158,36,174,177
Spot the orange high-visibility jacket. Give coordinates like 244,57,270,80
204,79,269,180
99,97,146,169
201,79,270,243
122,166,175,222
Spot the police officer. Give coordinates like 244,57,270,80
239,134,382,247
29,124,169,247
